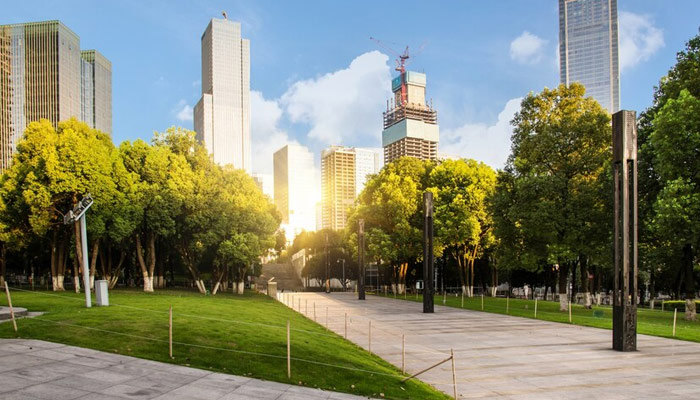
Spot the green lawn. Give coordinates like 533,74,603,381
378,291,700,342
0,288,449,400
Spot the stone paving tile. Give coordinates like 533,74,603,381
288,292,700,399
14,382,90,400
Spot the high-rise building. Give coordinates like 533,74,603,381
382,70,439,164
354,147,383,196
194,17,251,173
80,50,112,135
0,20,111,172
559,0,620,113
274,144,316,239
321,146,383,231
251,173,273,199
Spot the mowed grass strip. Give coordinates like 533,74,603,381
377,292,700,342
0,289,449,400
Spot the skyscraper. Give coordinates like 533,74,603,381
80,50,112,135
194,17,251,173
321,146,383,231
559,0,620,113
382,70,439,164
274,144,316,239
0,20,111,172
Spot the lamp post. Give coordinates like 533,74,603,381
63,194,94,308
337,259,346,291
358,219,365,300
325,233,330,293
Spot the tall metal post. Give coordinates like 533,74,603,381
612,110,638,351
423,192,434,313
358,219,365,300
80,214,92,308
325,234,330,293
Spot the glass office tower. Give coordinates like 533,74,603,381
559,0,620,114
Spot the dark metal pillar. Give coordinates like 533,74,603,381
612,110,638,352
423,192,434,313
358,219,365,300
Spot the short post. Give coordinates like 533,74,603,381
569,301,572,323
305,299,308,314
298,298,300,312
4,283,17,332
287,320,291,379
313,302,316,322
461,291,464,308
443,291,446,305
673,308,677,337
402,334,406,374
368,320,372,354
534,298,538,318
507,295,509,314
344,313,348,339
481,294,484,311
326,307,328,328
662,300,664,312
451,349,457,400
169,305,173,358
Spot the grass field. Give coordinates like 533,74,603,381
0,288,449,400
377,291,700,342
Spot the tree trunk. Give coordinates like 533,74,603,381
0,243,6,288
683,243,696,321
236,280,244,294
89,241,99,289
579,254,592,309
135,233,153,292
558,262,569,311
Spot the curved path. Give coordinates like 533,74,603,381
282,292,700,399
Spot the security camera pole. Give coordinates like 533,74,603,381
64,194,94,308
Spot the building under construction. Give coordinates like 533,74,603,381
382,70,439,164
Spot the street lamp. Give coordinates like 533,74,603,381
63,194,94,308
337,259,345,292
325,233,330,293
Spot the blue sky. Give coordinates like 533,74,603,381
3,0,700,175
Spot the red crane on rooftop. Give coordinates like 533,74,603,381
370,37,411,105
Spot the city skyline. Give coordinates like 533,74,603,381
0,1,697,177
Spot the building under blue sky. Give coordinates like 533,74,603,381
2,0,699,175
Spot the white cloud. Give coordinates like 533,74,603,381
440,98,522,170
175,100,193,122
280,51,391,145
510,31,548,64
250,90,297,175
619,11,664,71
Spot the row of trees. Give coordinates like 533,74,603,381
319,32,699,320
0,119,280,293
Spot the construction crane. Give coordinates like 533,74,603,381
370,37,414,106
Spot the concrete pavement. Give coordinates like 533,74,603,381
282,292,700,399
0,338,368,400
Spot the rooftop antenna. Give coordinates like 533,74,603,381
222,11,228,20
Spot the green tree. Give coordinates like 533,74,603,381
430,159,496,296
505,83,611,310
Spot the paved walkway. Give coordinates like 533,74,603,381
282,292,700,399
0,338,367,400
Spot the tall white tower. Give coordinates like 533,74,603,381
194,18,251,173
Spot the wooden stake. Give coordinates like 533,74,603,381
673,308,677,337
368,321,372,354
169,305,173,358
481,294,484,311
443,291,446,305
569,300,572,323
534,298,538,318
461,291,464,308
326,307,328,328
4,283,17,332
298,298,300,312
662,300,665,312
344,313,348,339
313,302,316,322
506,295,509,314
402,334,406,374
306,299,308,314
287,320,291,379
451,349,457,400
